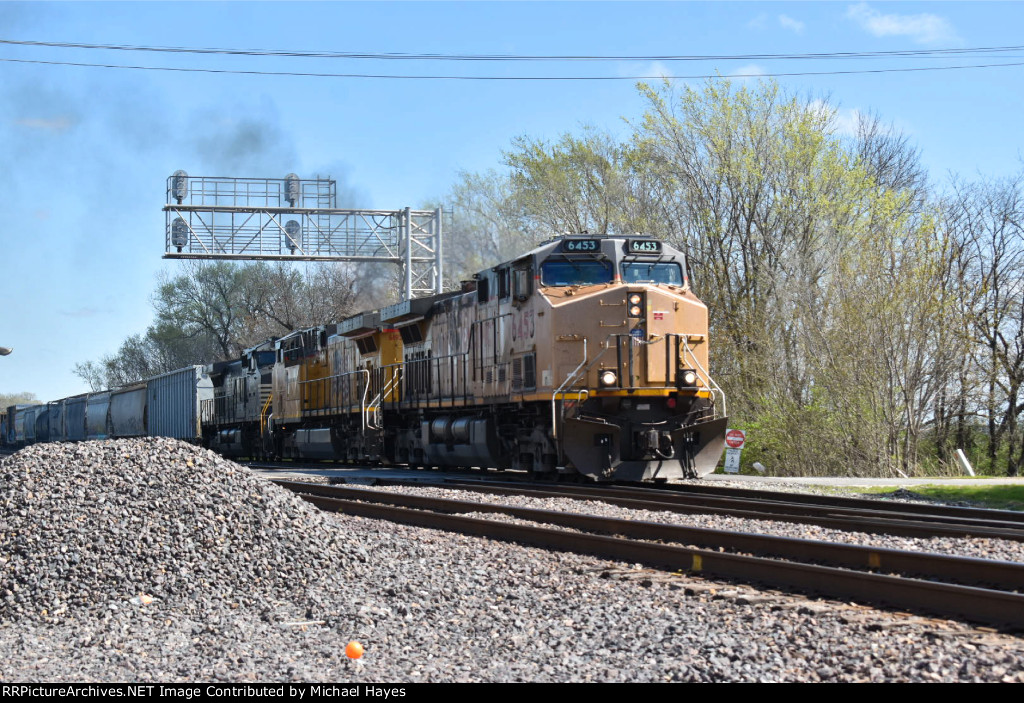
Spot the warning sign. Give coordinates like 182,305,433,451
724,448,742,473
725,428,746,449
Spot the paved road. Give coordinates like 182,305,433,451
258,464,1024,488
708,473,1024,487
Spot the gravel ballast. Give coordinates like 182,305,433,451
1,438,1023,683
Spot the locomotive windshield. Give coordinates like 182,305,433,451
540,259,614,287
621,262,684,286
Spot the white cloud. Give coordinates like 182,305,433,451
846,3,958,44
778,14,805,34
59,307,102,318
618,61,675,80
746,13,769,30
14,116,74,132
729,64,767,80
643,61,675,80
832,108,865,137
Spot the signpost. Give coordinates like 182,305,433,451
723,428,746,474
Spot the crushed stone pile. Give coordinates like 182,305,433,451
1,438,1022,682
0,438,356,624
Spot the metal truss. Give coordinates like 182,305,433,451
163,173,443,300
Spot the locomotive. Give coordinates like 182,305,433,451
3,234,728,481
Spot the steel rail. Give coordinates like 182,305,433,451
617,481,1024,526
280,485,1024,630
439,477,1024,529
248,459,1024,527
364,478,1024,541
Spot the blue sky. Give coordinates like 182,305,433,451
1,1,1022,401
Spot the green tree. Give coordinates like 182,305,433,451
505,128,637,236
445,77,948,477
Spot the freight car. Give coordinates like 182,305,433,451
3,234,727,481
3,367,212,449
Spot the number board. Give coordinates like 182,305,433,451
626,239,662,254
561,239,601,253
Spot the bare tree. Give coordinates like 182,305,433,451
949,172,1024,475
75,261,363,390
0,391,39,407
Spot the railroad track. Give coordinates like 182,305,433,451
250,460,1024,540
275,479,1024,630
420,478,1024,540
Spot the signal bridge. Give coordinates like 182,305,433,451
162,171,443,301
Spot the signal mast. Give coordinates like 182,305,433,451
162,171,443,302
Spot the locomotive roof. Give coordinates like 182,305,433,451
380,289,462,325
471,234,683,277
323,235,686,338
337,311,382,337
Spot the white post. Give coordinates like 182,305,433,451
403,207,413,300
435,207,444,294
955,448,976,477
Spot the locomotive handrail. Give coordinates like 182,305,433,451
680,336,726,417
357,369,371,433
366,367,403,430
374,360,410,407
551,337,589,440
550,332,725,442
259,393,273,436
297,368,371,432
375,349,473,408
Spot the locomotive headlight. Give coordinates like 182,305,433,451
627,292,645,318
599,370,618,387
679,369,698,387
